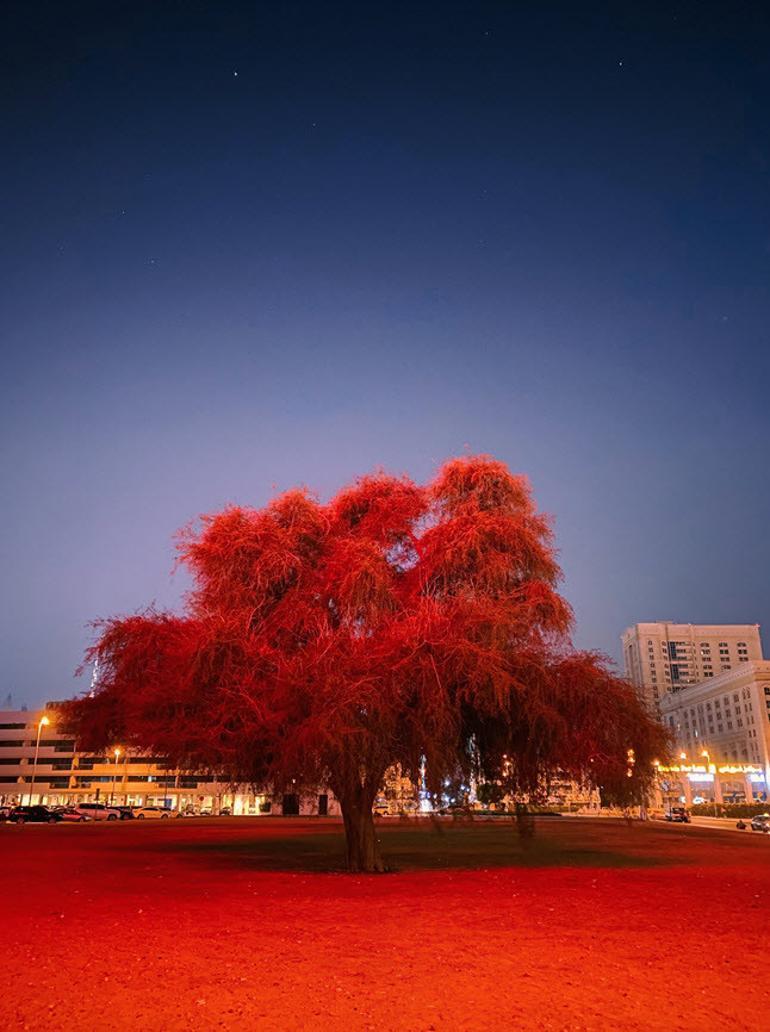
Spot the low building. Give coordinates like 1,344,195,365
657,660,770,804
0,706,339,816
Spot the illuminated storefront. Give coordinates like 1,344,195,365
654,762,767,806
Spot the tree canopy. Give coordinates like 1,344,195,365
64,456,668,870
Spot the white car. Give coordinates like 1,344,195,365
74,802,122,821
133,806,173,820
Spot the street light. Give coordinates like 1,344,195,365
111,747,122,806
673,753,689,809
701,749,718,817
27,715,50,806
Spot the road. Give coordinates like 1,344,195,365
689,815,769,835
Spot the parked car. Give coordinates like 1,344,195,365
73,802,122,821
9,805,63,825
53,806,92,823
116,806,135,820
750,814,770,833
0,804,14,821
133,806,173,819
664,807,691,823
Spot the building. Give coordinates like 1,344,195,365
1,705,596,816
621,622,763,710
0,706,339,816
657,660,770,805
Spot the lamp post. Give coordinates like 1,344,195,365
676,752,690,810
701,749,718,817
111,747,121,806
651,759,661,813
27,715,50,806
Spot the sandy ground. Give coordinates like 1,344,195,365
1,816,768,1031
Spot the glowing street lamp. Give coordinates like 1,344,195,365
701,749,718,817
111,747,122,806
26,715,50,806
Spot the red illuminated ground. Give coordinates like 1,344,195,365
2,816,768,1030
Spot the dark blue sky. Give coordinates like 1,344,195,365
3,2,769,708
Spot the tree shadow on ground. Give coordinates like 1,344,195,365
153,818,689,874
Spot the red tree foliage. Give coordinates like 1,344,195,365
64,457,669,871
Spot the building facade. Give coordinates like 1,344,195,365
0,707,340,815
657,660,770,804
1,706,597,815
621,622,763,710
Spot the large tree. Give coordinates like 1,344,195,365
64,457,668,871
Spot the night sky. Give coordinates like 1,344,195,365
3,2,769,709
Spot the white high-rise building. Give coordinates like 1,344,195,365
621,622,763,710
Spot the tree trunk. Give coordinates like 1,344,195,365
515,801,535,843
339,791,386,873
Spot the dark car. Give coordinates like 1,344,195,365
116,806,135,820
750,814,770,833
664,807,691,823
10,805,63,825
